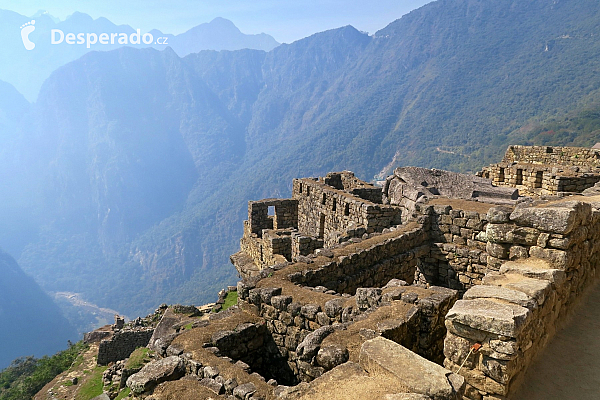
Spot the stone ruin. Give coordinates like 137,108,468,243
383,167,519,219
89,145,600,400
479,145,600,196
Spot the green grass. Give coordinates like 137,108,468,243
183,323,193,330
124,348,152,370
0,341,88,400
222,291,238,311
115,387,131,400
75,366,106,400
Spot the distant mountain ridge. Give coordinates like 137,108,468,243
0,10,279,100
1,0,600,334
0,250,77,369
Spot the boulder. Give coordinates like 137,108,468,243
126,356,185,394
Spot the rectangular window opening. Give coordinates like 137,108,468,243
268,206,275,216
498,167,505,182
319,214,325,238
344,203,350,216
516,169,523,185
535,171,543,188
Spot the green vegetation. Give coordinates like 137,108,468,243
2,0,600,340
0,341,87,400
222,291,238,311
124,347,153,370
115,387,131,400
75,366,106,400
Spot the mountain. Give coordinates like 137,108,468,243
167,17,280,56
0,10,278,101
2,0,600,330
0,250,77,369
0,80,29,133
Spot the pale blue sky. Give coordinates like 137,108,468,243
3,0,432,43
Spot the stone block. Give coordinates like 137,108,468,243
510,202,590,234
462,285,537,310
499,260,566,286
126,356,185,394
446,299,529,338
360,337,464,399
316,344,349,369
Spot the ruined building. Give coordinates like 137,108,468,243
94,145,600,400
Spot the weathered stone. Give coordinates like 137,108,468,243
203,365,220,379
463,285,537,310
126,356,185,394
510,202,590,235
356,288,382,310
296,325,335,360
487,207,513,224
446,299,529,338
528,246,569,269
271,295,293,311
384,279,408,288
316,312,331,326
486,242,509,259
443,332,476,369
300,304,321,320
401,292,419,304
486,224,539,245
260,287,282,304
233,382,257,399
316,344,350,370
234,360,251,373
200,377,225,395
382,288,406,302
499,260,566,286
360,337,464,399
224,378,238,394
482,273,552,306
324,298,345,318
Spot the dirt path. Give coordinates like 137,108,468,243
512,281,600,399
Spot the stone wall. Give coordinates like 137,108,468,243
417,204,490,293
480,164,600,196
235,281,457,384
293,178,402,246
287,224,428,293
479,145,600,196
248,199,298,236
501,145,600,166
98,328,155,365
443,200,600,399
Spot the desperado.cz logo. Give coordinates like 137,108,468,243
20,19,168,50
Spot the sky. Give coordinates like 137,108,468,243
2,0,432,43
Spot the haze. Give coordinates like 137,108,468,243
4,0,430,43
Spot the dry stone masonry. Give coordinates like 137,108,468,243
87,144,600,399
479,145,600,196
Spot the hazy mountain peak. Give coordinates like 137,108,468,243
64,11,94,24
32,9,60,22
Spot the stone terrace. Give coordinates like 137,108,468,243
110,145,600,400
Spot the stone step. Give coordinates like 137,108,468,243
482,272,551,306
463,285,537,310
499,259,565,286
446,299,530,339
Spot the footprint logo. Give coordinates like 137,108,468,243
20,20,36,50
